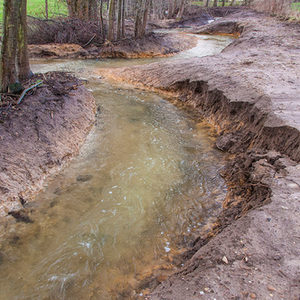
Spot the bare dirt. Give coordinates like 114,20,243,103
0,72,96,224
99,9,300,300
28,32,198,59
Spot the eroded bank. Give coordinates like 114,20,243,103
100,9,300,299
0,73,96,219
0,33,234,299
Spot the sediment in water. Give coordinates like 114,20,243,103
100,9,300,299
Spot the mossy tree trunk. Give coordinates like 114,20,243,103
1,0,31,92
1,0,18,92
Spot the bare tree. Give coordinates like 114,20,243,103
117,0,123,39
108,0,116,40
121,0,125,38
45,0,48,19
1,0,31,92
17,0,31,81
1,0,17,92
99,0,105,40
66,0,98,20
177,0,186,19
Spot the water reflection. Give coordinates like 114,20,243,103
0,34,230,299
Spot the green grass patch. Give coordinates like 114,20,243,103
292,2,300,11
0,0,67,21
191,0,243,7
191,1,205,6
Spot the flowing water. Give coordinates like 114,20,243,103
0,34,232,299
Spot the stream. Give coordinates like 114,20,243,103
0,34,233,299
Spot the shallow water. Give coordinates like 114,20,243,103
0,34,231,299
28,34,233,73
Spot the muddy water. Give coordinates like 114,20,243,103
0,35,231,299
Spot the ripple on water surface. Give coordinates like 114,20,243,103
0,35,231,299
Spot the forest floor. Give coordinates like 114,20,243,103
100,9,300,300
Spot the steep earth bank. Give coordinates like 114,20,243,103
28,32,198,59
0,73,96,226
100,9,300,299
28,5,237,60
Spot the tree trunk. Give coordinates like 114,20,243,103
17,0,31,81
108,0,116,41
67,0,97,20
213,0,218,7
117,0,122,40
222,0,225,6
205,0,210,7
177,0,185,19
121,0,125,38
141,0,150,36
99,0,105,40
45,0,48,19
66,0,78,18
230,0,235,6
168,0,173,18
134,0,143,38
88,0,98,20
1,0,18,92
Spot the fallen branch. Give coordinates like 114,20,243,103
17,81,43,105
83,34,96,48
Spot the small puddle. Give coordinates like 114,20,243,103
0,34,232,299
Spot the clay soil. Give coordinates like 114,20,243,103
0,72,96,223
100,9,300,300
28,32,198,59
0,6,299,300
27,7,237,60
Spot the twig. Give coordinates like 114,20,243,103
83,34,96,48
17,81,43,105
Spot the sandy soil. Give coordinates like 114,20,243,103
28,32,198,59
100,9,300,300
0,73,96,224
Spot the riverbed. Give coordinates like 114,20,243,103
0,34,233,299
